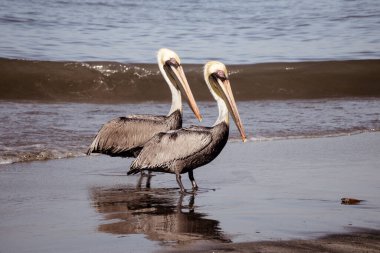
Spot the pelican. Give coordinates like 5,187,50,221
128,61,246,192
87,48,202,157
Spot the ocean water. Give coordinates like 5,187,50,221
1,99,379,164
1,0,380,63
0,0,379,165
1,59,379,102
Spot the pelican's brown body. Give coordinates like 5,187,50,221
87,110,181,157
128,122,228,174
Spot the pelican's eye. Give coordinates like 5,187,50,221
165,58,180,68
212,70,228,82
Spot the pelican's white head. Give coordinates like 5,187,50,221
157,48,202,121
204,61,229,101
157,48,181,68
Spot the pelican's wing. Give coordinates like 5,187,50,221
87,116,168,157
130,128,212,170
128,114,166,121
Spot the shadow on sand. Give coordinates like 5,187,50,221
89,185,230,245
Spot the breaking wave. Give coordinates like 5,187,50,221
1,58,380,103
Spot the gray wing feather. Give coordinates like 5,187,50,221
128,114,166,121
87,117,168,156
131,129,212,170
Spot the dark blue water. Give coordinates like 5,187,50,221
1,0,379,63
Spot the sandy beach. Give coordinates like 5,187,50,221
0,132,379,253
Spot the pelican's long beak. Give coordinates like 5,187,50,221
216,77,247,142
170,65,202,121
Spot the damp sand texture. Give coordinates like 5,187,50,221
0,133,379,253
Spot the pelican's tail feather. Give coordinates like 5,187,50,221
127,168,140,175
87,133,101,155
127,161,141,175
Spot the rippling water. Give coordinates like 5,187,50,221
1,0,379,63
1,99,379,164
1,0,379,165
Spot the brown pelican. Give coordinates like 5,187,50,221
87,48,202,157
128,61,246,192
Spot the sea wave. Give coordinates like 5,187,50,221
1,58,380,103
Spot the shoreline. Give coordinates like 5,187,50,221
160,228,380,253
1,129,378,166
2,98,379,166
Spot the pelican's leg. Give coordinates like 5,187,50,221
136,171,144,189
188,170,198,191
175,173,186,193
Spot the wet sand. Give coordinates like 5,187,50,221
0,133,379,253
161,229,380,253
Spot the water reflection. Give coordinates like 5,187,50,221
89,186,230,245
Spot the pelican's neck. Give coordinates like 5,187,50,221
158,63,182,116
205,75,229,126
214,96,229,126
168,83,182,116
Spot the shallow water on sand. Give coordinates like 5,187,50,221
1,99,380,164
0,133,379,252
